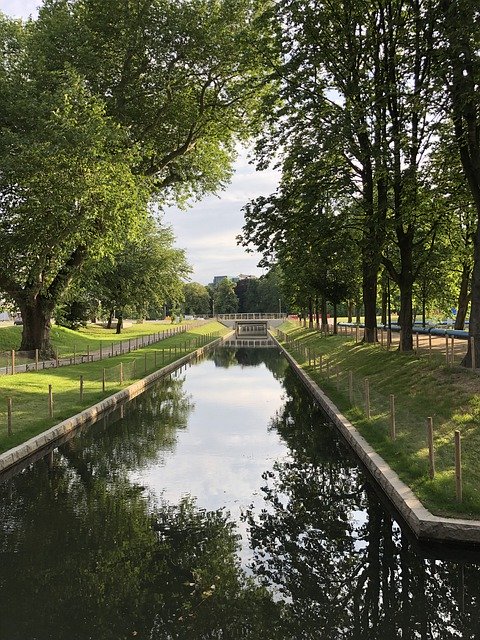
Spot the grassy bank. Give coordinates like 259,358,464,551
0,321,229,455
0,320,203,367
278,320,480,519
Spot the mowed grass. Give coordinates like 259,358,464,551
0,320,200,362
278,320,480,519
0,321,229,455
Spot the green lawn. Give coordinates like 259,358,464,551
278,320,480,519
0,321,229,455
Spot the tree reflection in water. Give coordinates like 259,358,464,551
245,368,480,640
0,374,281,640
1,356,480,638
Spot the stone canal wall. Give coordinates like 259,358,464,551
0,334,232,477
274,336,480,546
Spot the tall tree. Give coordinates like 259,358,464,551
213,279,239,314
0,0,274,353
183,282,211,316
437,0,480,365
96,219,190,333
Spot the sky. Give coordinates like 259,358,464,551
2,0,279,285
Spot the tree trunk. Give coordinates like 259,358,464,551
454,263,471,330
440,0,480,366
115,315,123,334
315,298,320,330
321,296,328,333
381,274,387,326
347,300,353,323
18,297,56,358
308,297,314,329
397,234,414,352
107,309,114,329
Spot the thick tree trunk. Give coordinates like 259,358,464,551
315,298,320,330
397,235,414,352
381,271,387,326
440,0,480,366
454,263,471,330
115,315,123,334
18,297,56,358
107,309,114,329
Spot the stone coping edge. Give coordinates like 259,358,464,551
274,336,480,545
0,335,232,476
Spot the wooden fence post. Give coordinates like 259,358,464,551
11,350,15,375
35,349,39,372
7,398,12,435
445,335,449,365
120,362,124,384
79,375,84,401
364,378,370,419
99,341,103,361
451,336,455,366
390,394,396,440
455,430,463,503
427,416,435,479
102,368,106,392
48,385,53,418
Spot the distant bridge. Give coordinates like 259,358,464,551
214,313,287,337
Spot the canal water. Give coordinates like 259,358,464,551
0,347,480,639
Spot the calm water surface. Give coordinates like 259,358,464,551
0,347,480,639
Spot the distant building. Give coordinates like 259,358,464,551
237,274,257,281
213,275,228,286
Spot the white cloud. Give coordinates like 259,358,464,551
1,0,39,19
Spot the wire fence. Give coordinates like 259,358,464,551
277,329,466,504
2,331,222,437
0,323,215,375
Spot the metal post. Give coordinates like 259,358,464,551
11,350,15,375
79,375,84,401
35,349,39,371
102,368,106,392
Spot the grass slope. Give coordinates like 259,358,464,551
278,320,480,519
0,321,229,455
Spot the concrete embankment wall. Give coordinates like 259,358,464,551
0,334,232,478
274,337,480,546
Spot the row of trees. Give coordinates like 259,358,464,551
239,0,480,363
0,0,274,355
183,270,284,316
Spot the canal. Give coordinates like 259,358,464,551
0,346,479,639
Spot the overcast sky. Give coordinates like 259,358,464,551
2,0,279,285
